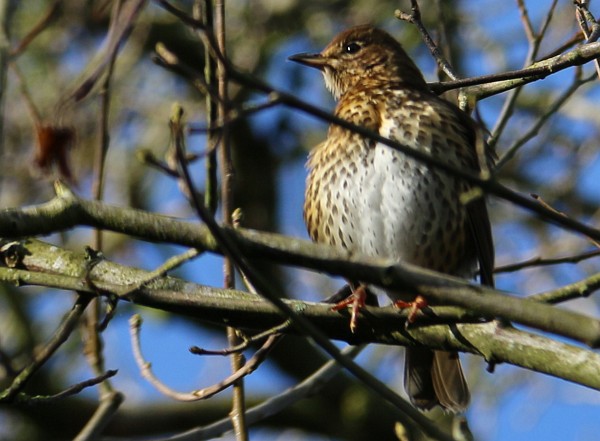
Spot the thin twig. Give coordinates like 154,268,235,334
166,104,197,201
538,31,585,60
494,248,600,274
156,0,205,30
207,0,248,432
10,1,60,58
10,61,43,126
431,40,600,96
0,0,11,167
83,0,122,403
190,322,291,356
15,370,118,404
488,0,558,151
574,0,600,78
194,0,219,214
74,390,124,441
143,149,202,172
60,0,148,104
154,345,364,441
0,294,92,402
394,1,458,80
154,42,220,101
129,314,280,402
188,95,282,134
531,193,600,248
496,69,594,169
529,272,600,304
517,0,535,42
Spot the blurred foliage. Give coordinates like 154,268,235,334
1,0,600,440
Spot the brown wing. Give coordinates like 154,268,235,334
435,97,495,288
466,123,495,288
468,196,495,287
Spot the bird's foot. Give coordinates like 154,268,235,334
393,295,428,323
331,285,367,333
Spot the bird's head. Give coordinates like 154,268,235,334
289,25,427,99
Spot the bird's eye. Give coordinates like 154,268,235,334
344,42,362,54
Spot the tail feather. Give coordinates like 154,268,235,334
404,348,469,412
431,350,470,412
404,347,436,410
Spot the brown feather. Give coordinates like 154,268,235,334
431,351,470,412
293,25,495,413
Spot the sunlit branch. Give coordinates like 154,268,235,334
4,183,600,347
2,241,600,391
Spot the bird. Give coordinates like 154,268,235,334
289,24,494,412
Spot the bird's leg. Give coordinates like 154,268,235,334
393,295,428,323
331,284,368,332
324,284,353,304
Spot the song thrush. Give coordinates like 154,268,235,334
290,25,494,412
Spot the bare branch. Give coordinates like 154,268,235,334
2,191,600,347
6,370,118,404
494,249,600,274
159,346,364,441
2,239,600,392
129,313,280,402
496,69,594,169
9,1,60,58
431,41,600,97
74,391,124,441
394,1,458,80
0,294,92,402
190,321,292,356
489,0,558,150
516,0,535,43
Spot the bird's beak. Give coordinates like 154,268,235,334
288,52,328,70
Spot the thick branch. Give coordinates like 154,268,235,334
1,186,600,348
1,238,600,391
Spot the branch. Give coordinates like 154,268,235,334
494,248,600,274
488,0,558,151
394,2,458,80
154,0,600,245
129,314,279,402
219,70,600,246
151,37,600,248
6,370,118,404
496,69,594,169
2,238,600,392
431,40,600,98
161,345,364,441
0,294,93,402
9,0,60,58
74,390,124,441
2,187,600,347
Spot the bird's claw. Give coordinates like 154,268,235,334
331,285,367,333
393,295,428,323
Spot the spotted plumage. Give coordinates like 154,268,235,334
290,25,494,412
